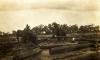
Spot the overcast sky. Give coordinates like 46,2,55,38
0,0,100,32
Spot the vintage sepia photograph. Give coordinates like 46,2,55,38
0,0,100,60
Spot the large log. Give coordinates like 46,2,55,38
50,43,92,54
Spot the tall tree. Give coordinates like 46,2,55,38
22,24,37,45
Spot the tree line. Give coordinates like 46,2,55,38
0,22,100,38
32,22,99,35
